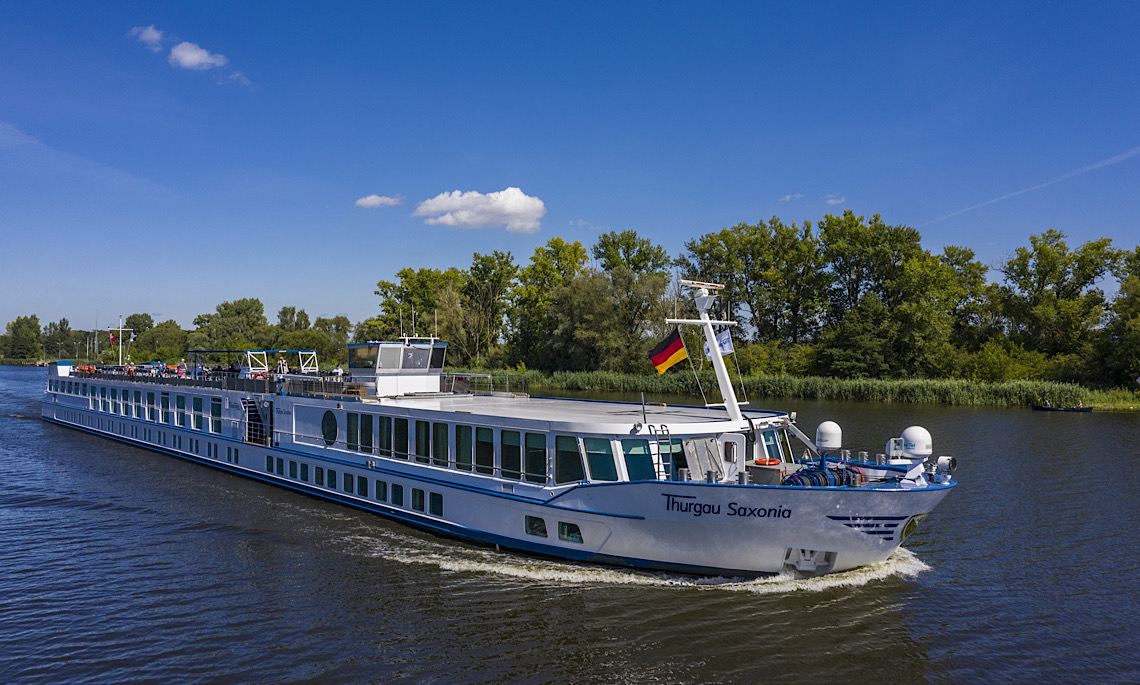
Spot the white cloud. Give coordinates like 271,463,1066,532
825,194,846,205
228,71,251,86
413,187,546,233
778,193,805,202
355,194,403,208
129,25,164,52
169,41,228,70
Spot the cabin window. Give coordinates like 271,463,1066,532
289,461,298,478
394,418,409,458
101,386,108,412
555,436,585,484
432,423,449,467
559,522,584,543
176,395,185,426
315,466,325,486
583,438,619,481
375,480,388,502
525,433,548,484
344,473,354,493
411,488,425,511
111,387,119,414
475,427,494,474
210,398,222,433
621,439,656,481
525,516,547,537
357,476,367,498
455,425,473,471
778,430,795,464
414,420,430,463
134,391,143,419
377,416,392,456
360,415,373,454
146,392,156,421
501,430,521,479
347,413,359,451
233,448,239,464
327,470,337,490
276,458,284,475
266,455,273,472
161,394,170,423
193,397,203,430
321,410,338,447
391,483,404,506
429,492,443,516
300,463,309,481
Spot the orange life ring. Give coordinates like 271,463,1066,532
252,372,267,380
754,457,781,466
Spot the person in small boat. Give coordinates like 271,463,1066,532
1076,399,1083,408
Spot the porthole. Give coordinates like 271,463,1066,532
321,410,338,446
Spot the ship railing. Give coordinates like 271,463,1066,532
71,370,281,394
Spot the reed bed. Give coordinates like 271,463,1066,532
469,369,1098,408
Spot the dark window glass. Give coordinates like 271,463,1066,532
501,430,521,479
429,492,443,516
414,420,430,463
584,438,619,481
300,463,309,481
432,423,448,467
327,470,337,489
456,425,473,471
276,458,284,475
394,418,408,458
391,483,404,506
289,460,297,478
360,414,373,454
321,410,338,446
378,416,392,456
375,480,387,502
525,516,548,537
555,436,586,483
347,413,359,451
621,439,656,481
411,488,424,511
558,522,584,543
525,433,547,484
357,476,368,497
316,466,325,486
345,473,354,493
266,455,273,472
475,427,494,474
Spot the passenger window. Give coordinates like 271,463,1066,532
357,476,367,498
621,439,656,481
558,522,584,544
348,413,359,451
583,438,618,481
375,479,387,502
475,427,494,474
378,416,392,456
300,463,309,481
315,466,325,486
456,425,473,471
327,470,337,489
525,433,547,483
394,418,409,458
360,414,373,454
525,516,548,537
414,420,430,463
432,422,448,467
411,488,424,511
429,492,443,516
555,436,585,484
345,473,354,493
501,431,521,479
391,483,404,506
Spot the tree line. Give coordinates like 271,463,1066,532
4,210,1138,388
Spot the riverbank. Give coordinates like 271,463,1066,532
466,369,1139,411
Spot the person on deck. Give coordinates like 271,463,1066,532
332,364,344,378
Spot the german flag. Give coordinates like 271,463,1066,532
648,328,687,375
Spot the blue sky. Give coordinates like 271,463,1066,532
2,2,1138,331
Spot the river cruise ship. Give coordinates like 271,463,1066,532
41,282,957,576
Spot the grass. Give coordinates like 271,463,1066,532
456,368,1140,410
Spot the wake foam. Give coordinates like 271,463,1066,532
345,529,930,593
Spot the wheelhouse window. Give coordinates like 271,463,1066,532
348,343,379,371
583,438,619,481
555,436,585,484
621,439,656,481
525,433,547,484
501,430,521,479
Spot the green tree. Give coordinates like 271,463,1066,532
998,230,1118,357
124,313,154,336
314,315,352,360
1099,274,1140,386
368,267,465,340
6,315,42,359
42,318,73,358
819,211,923,323
277,306,310,331
462,251,517,363
135,320,188,362
192,298,271,348
589,230,672,371
508,238,588,368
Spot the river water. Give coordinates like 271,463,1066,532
2,365,1138,683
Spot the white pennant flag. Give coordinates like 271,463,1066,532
702,329,735,361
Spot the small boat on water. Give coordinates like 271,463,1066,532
40,280,958,577
1031,405,1092,412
